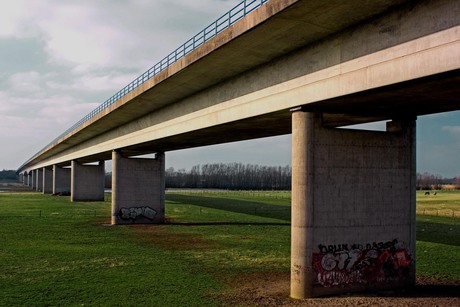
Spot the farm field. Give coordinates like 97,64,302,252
0,190,459,306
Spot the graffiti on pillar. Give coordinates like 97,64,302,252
313,239,412,287
117,206,157,222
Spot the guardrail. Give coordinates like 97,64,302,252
48,0,271,149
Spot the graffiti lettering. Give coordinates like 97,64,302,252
318,244,349,254
118,206,157,221
313,239,412,287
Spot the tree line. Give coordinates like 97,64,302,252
0,170,18,181
165,163,292,190
163,165,460,191
416,172,460,190
4,168,460,190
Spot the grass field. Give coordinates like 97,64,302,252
0,190,459,306
416,190,460,217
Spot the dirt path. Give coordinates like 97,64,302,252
217,272,460,306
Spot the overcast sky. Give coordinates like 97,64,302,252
1,0,459,178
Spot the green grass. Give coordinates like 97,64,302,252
414,191,460,280
416,190,460,217
416,215,460,280
0,193,224,306
0,190,459,306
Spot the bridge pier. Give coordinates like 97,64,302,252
28,172,32,188
36,169,43,192
290,110,416,299
53,165,71,195
23,172,28,185
43,167,53,194
71,161,105,202
31,170,37,189
111,150,165,225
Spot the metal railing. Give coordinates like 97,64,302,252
48,0,271,149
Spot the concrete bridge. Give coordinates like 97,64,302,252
17,0,460,299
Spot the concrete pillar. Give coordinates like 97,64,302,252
28,172,33,187
111,151,165,225
290,110,416,298
43,167,53,194
71,161,105,202
36,169,43,192
31,170,37,190
53,165,71,194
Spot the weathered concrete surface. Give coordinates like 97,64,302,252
18,0,460,172
31,170,36,189
36,169,43,192
53,165,71,194
43,167,53,194
111,151,165,225
291,111,416,298
71,161,105,202
28,172,33,188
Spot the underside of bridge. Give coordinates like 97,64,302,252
120,68,460,156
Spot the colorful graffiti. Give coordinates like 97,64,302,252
117,206,157,222
313,239,412,287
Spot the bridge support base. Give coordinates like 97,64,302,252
290,110,416,299
36,169,43,192
31,170,37,190
26,172,31,187
71,161,105,202
111,151,165,225
53,165,71,195
43,167,53,194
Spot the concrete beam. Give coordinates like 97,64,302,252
290,111,416,298
111,151,165,225
53,165,71,195
71,161,105,202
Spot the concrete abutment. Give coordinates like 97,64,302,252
111,151,165,225
290,110,416,299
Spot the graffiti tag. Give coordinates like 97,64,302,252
118,206,157,222
313,239,412,287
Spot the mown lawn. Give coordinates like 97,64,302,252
0,190,459,306
0,193,224,306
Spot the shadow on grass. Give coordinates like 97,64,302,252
416,217,460,247
408,284,460,298
166,193,290,222
370,284,460,298
165,221,290,226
